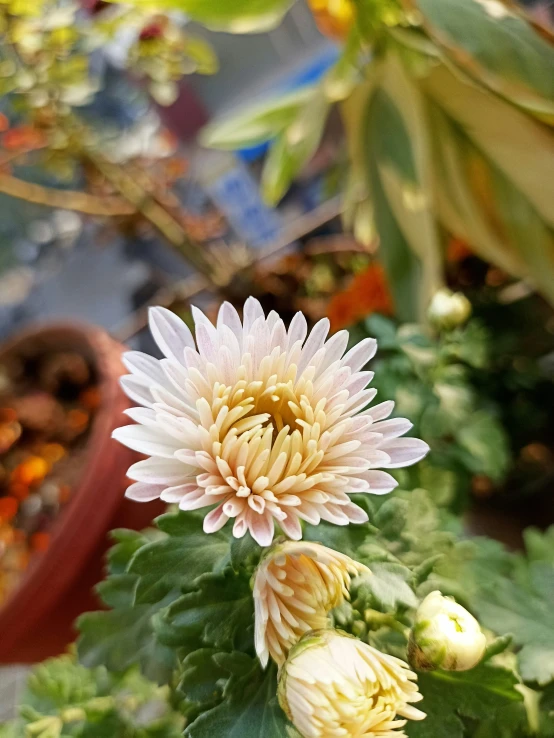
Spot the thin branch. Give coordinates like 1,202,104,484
0,171,135,216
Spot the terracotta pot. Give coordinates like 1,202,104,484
0,322,163,663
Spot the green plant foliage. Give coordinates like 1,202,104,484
355,314,510,507
406,664,525,738
2,655,185,738
412,0,554,120
110,0,294,33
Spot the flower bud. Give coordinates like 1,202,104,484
409,591,487,672
278,630,425,738
253,541,369,667
427,289,472,331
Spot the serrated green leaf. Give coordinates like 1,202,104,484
106,529,150,577
129,513,230,605
185,665,288,738
304,519,370,556
230,534,262,573
354,563,418,611
519,645,554,687
77,594,176,683
476,561,554,686
95,574,138,609
177,649,228,720
154,571,253,651
407,663,523,738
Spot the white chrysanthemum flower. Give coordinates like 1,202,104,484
253,540,369,667
113,300,429,547
278,630,426,738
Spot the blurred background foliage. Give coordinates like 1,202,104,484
202,0,554,321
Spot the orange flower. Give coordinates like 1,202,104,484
327,263,393,332
351,263,394,314
307,0,354,40
327,291,361,332
3,126,47,151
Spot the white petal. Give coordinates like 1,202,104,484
287,312,308,349
124,407,156,424
280,513,303,541
149,307,194,364
371,417,413,439
363,399,394,421
203,504,229,533
243,296,265,335
160,484,198,503
127,457,191,485
343,502,369,523
315,330,349,376
249,512,275,547
120,376,154,408
358,470,398,494
297,318,330,376
122,351,169,389
381,438,429,468
217,301,243,339
125,482,165,502
112,425,181,458
341,337,377,373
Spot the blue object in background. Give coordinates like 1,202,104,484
201,153,283,249
237,45,340,164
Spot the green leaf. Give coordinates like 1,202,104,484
200,87,318,150
363,86,424,322
77,594,176,683
524,526,554,566
185,664,289,738
304,519,370,556
476,561,554,686
114,0,294,32
22,656,98,714
423,63,554,307
483,634,513,662
230,534,262,573
154,571,253,651
106,529,150,577
177,649,229,719
182,35,218,75
406,663,524,738
261,92,330,204
455,411,510,482
354,563,418,611
129,512,230,605
414,0,554,121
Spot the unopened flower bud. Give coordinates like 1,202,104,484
278,630,425,738
428,289,472,331
409,591,486,672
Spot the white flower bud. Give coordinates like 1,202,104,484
278,630,425,738
427,289,472,331
409,591,487,672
